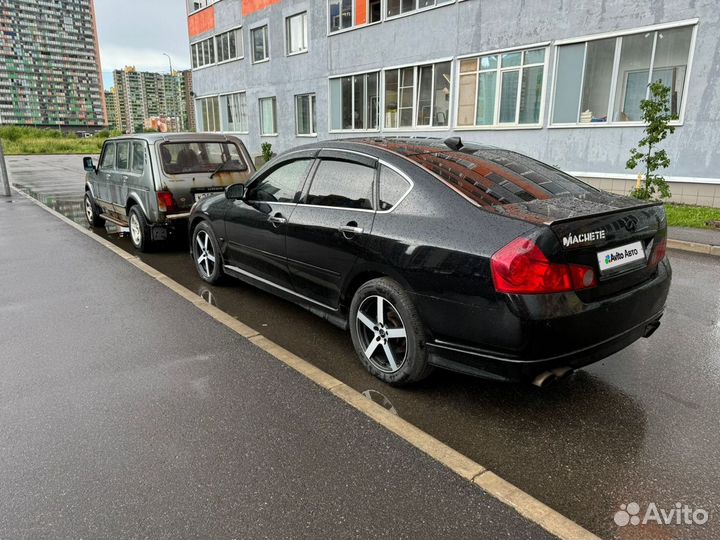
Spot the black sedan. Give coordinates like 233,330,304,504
188,137,671,386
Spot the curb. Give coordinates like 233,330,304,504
12,188,600,540
668,238,720,257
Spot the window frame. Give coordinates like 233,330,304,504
196,95,221,132
326,0,457,36
215,26,244,65
251,25,270,64
548,19,698,128
130,141,146,175
377,162,413,212
220,91,249,133
453,45,549,130
286,11,309,56
382,57,454,131
190,35,216,70
327,70,381,133
300,156,379,212
295,93,317,137
245,155,315,204
259,96,278,136
189,0,216,14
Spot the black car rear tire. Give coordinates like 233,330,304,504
84,192,105,227
128,205,152,252
349,277,433,386
192,221,224,284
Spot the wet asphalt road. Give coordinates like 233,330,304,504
9,155,720,539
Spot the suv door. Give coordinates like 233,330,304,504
285,151,378,308
95,141,116,209
223,156,314,289
111,140,132,214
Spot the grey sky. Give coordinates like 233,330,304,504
94,0,190,89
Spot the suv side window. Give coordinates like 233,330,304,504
131,141,145,174
378,165,411,210
246,159,313,203
100,142,116,170
116,141,130,171
305,159,375,210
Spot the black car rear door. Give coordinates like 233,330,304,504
222,154,315,289
285,150,378,308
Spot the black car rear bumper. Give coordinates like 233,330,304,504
416,259,671,382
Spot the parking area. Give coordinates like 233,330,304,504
8,154,720,539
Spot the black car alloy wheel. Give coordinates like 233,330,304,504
192,222,223,284
356,295,408,373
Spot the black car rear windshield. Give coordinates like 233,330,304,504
160,142,248,176
361,139,594,207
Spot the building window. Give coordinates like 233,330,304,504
259,97,277,135
190,0,215,13
191,36,215,69
286,12,308,55
197,96,220,131
221,92,248,132
384,61,451,129
457,48,545,127
251,26,270,63
552,24,694,125
329,72,379,131
328,0,354,33
386,0,453,18
216,28,243,63
295,94,316,136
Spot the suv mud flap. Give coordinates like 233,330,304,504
150,225,168,241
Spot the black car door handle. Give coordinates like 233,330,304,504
268,213,287,226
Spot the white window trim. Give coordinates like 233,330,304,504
259,96,278,136
452,46,548,130
327,0,355,35
220,91,250,134
295,93,317,137
215,26,245,65
326,0,458,36
251,25,270,64
188,0,216,15
381,56,454,131
548,20,698,128
327,70,382,133
384,0,457,24
286,11,309,56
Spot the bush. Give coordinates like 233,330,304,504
261,142,273,162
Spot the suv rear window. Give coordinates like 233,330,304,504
160,142,248,176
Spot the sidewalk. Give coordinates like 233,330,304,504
0,196,554,539
668,226,720,256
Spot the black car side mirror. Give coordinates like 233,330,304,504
83,156,96,172
225,183,245,200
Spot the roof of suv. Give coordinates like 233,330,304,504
108,132,242,144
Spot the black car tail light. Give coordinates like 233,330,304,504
491,237,598,294
648,237,668,267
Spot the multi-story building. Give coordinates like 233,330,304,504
104,90,118,130
187,0,720,207
181,70,197,132
112,67,189,133
0,0,106,128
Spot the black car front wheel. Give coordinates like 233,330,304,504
192,222,224,284
349,278,433,386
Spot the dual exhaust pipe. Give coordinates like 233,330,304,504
532,366,575,388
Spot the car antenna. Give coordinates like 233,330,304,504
444,136,463,151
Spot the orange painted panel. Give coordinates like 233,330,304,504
242,0,282,16
188,6,215,38
356,0,367,25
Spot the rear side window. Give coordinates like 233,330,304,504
160,142,248,175
246,159,312,203
131,142,145,174
116,141,130,171
100,143,116,170
378,166,411,210
305,160,375,210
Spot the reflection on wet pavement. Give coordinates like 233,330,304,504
8,155,720,539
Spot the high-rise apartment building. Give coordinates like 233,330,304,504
104,89,117,130
0,0,106,128
112,67,190,133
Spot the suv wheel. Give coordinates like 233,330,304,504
349,278,433,386
128,205,151,252
84,192,105,227
192,222,224,284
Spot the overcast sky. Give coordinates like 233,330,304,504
95,0,191,90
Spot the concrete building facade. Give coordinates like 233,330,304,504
0,0,106,128
187,0,720,207
112,67,191,134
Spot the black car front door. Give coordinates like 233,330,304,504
223,157,314,289
285,151,378,308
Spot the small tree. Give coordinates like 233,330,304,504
626,81,677,200
261,142,273,163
